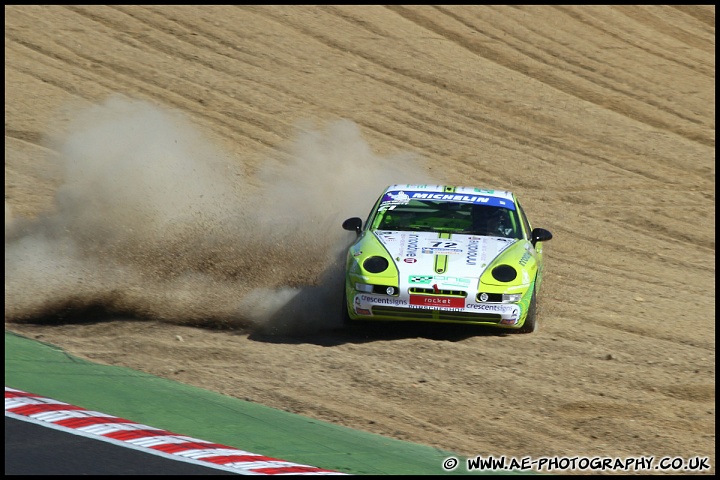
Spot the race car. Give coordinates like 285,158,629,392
341,185,552,333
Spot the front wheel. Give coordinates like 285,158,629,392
341,288,353,327
516,288,538,334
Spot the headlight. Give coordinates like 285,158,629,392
491,265,517,282
363,256,389,273
502,293,522,303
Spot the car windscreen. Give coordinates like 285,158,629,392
371,200,522,239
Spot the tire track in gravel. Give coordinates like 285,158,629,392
61,5,290,152
213,5,701,189
390,5,714,146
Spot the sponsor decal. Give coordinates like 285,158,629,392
422,247,462,254
376,232,397,242
359,294,408,306
355,308,372,315
410,295,465,309
411,193,491,204
466,239,479,265
409,275,434,284
379,191,411,211
466,303,517,313
466,239,491,268
409,275,473,288
500,317,519,325
480,240,488,268
519,251,531,266
444,276,472,285
409,305,464,312
404,192,516,209
398,233,406,256
423,240,462,255
403,258,417,263
406,234,419,258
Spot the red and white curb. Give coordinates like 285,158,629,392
5,386,345,475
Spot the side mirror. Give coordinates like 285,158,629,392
342,217,363,237
531,227,553,247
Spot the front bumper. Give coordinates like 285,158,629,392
348,291,525,327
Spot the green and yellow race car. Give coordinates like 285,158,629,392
341,185,552,333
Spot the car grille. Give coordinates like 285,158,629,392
371,306,502,323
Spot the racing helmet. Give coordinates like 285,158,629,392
472,205,510,236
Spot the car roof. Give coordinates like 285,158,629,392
384,184,516,202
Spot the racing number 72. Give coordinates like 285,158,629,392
430,242,458,248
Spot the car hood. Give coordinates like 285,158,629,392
373,230,520,288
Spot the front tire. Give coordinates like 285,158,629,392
516,288,538,334
341,288,353,327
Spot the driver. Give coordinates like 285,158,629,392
471,206,512,237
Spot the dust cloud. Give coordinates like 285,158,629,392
4,95,433,335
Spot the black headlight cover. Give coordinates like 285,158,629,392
491,264,517,282
363,256,389,273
